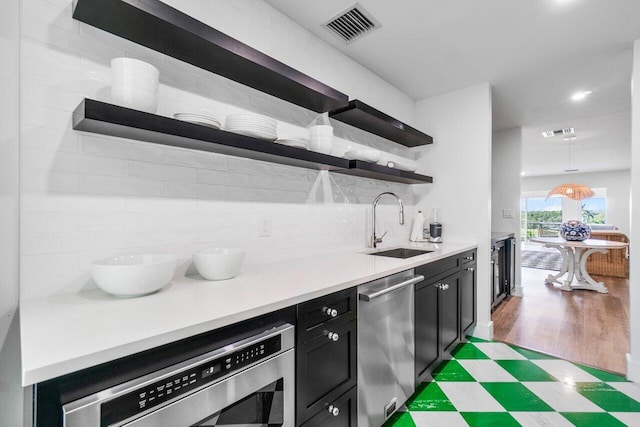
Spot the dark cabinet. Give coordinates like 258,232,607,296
460,262,477,335
440,274,460,352
300,387,357,427
415,250,476,383
491,238,514,310
414,279,439,381
296,289,357,426
415,271,460,382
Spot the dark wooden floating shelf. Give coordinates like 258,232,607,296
335,161,433,185
330,100,433,147
72,0,348,113
72,99,434,185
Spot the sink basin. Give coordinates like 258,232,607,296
369,248,433,259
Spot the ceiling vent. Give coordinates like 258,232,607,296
323,4,380,43
542,127,575,138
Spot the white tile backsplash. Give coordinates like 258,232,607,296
19,0,421,300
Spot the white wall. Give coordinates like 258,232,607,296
0,0,24,423
522,170,631,236
492,128,522,295
414,83,493,340
18,0,423,302
628,38,640,382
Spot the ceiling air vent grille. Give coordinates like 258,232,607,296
324,4,380,43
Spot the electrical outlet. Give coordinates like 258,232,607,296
258,216,271,237
503,209,514,218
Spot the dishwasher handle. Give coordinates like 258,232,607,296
359,275,424,301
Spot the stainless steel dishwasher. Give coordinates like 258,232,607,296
358,270,425,426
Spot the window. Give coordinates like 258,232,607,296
520,196,562,240
582,197,606,224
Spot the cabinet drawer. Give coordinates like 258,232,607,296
296,319,357,425
460,249,476,264
416,255,459,284
300,386,357,427
297,288,356,342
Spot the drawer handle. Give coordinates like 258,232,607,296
466,267,475,272
436,283,450,291
328,404,340,416
327,331,340,342
325,307,338,318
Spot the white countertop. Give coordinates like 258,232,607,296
20,241,476,386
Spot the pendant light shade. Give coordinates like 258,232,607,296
546,183,595,201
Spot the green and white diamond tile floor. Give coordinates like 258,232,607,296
385,337,640,427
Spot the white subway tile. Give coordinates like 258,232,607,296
226,157,272,176
125,196,201,214
21,147,79,172
164,181,226,200
21,169,81,193
21,124,80,152
164,147,226,170
80,155,127,177
21,80,86,113
81,175,165,197
81,134,166,163
38,20,125,62
21,0,78,33
21,103,73,131
127,160,196,182
226,187,274,203
20,212,78,233
22,193,127,213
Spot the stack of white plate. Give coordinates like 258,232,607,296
275,138,309,150
225,113,277,141
174,113,221,129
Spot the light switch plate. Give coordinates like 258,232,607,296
258,215,271,237
503,209,514,218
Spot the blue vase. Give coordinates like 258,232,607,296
558,220,591,241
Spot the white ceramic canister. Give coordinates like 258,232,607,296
110,57,159,113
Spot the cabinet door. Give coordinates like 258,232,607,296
439,274,460,353
460,263,477,335
300,386,357,427
415,281,439,382
296,319,357,425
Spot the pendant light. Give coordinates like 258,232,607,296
546,137,595,201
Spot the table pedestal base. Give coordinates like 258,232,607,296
543,246,609,294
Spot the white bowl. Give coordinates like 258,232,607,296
111,87,158,113
390,158,418,172
193,248,246,280
111,57,159,82
309,135,333,155
343,149,381,163
91,254,177,297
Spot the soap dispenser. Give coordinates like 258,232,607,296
410,210,425,242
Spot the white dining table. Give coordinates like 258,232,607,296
530,237,629,293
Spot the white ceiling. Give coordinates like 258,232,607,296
265,0,640,176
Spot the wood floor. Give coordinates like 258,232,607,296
492,267,630,374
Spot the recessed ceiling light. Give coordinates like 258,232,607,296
562,127,575,135
542,130,555,138
521,172,526,176
571,91,592,101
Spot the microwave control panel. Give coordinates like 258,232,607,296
100,335,281,426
